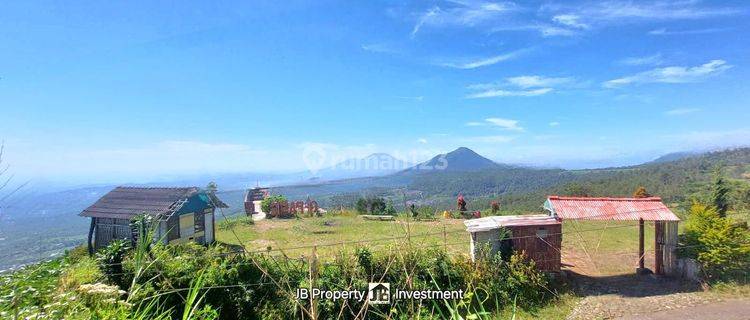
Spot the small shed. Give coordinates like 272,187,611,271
544,196,680,275
465,215,562,272
244,187,269,216
79,187,228,253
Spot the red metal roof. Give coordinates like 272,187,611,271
544,196,680,221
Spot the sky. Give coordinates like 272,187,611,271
1,0,749,183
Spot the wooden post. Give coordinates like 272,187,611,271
638,218,645,272
309,246,318,320
87,218,96,255
654,221,664,275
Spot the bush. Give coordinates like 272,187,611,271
261,195,287,213
96,239,130,288
354,196,389,215
678,202,750,282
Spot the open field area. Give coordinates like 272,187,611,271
215,212,659,274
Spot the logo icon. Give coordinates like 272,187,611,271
367,282,390,304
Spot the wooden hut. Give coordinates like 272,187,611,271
79,187,228,253
465,215,561,272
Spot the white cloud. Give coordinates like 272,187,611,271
540,1,742,35
664,108,700,116
439,50,523,69
552,14,589,29
549,121,560,127
396,95,424,101
661,129,750,149
467,75,577,98
485,117,524,131
417,138,428,144
648,27,732,35
361,43,398,54
466,88,552,98
411,2,517,36
619,53,664,66
466,118,524,131
505,75,575,88
604,60,731,88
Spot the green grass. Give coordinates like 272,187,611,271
215,211,469,259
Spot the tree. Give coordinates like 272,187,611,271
205,181,218,194
563,183,592,197
710,171,730,217
355,198,368,214
633,186,651,198
490,201,500,214
369,197,386,214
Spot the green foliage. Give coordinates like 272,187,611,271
633,186,651,198
490,201,500,214
261,195,287,213
711,171,731,217
354,196,388,215
96,239,130,288
678,202,750,282
205,181,218,194
217,215,254,230
384,200,397,215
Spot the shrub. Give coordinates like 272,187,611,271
96,239,130,288
354,197,389,215
490,201,500,214
261,195,287,213
678,202,750,281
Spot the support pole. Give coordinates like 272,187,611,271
637,218,645,273
87,218,96,255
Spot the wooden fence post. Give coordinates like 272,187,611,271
309,246,318,320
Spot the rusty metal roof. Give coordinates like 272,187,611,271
544,196,679,221
79,186,199,219
465,214,561,233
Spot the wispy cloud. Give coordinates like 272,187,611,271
438,50,524,69
466,88,552,98
540,1,743,35
467,75,576,98
396,95,424,101
486,117,524,131
665,108,700,116
549,121,560,127
361,43,399,54
619,53,664,66
411,2,517,37
466,117,524,131
648,27,732,35
417,138,428,144
552,14,589,29
604,60,731,88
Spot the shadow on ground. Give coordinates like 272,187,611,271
565,270,703,298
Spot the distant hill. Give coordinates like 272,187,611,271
647,151,700,164
404,147,500,173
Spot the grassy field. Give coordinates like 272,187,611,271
215,211,661,276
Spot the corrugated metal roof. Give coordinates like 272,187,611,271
465,214,560,233
79,186,199,219
544,196,679,221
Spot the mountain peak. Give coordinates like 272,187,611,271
406,147,498,172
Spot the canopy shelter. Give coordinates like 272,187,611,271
543,196,680,275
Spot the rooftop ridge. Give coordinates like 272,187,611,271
547,196,662,201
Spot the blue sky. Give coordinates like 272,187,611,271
1,0,749,182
